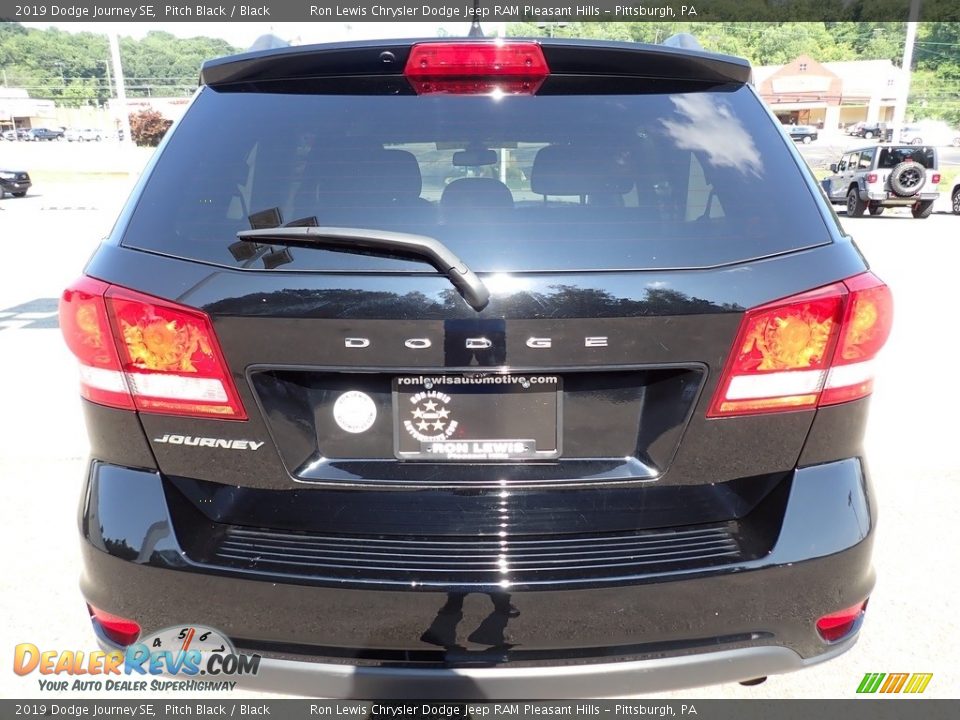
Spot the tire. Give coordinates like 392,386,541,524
847,187,867,217
0,187,6,200
802,135,812,144
869,205,884,216
912,137,923,145
912,200,934,219
888,161,927,197
864,131,874,139
953,187,960,215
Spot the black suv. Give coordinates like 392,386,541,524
61,38,891,698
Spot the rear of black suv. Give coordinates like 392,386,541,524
62,39,890,698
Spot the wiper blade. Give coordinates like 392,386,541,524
237,226,490,312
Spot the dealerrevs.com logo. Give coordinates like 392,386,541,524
14,626,260,692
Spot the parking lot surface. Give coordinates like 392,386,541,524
1,142,958,700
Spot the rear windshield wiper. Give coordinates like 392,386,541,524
237,226,490,312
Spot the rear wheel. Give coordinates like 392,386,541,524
912,137,923,145
847,187,866,217
953,187,960,215
802,135,812,144
912,200,934,219
864,131,874,139
868,204,884,216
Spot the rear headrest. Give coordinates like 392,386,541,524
531,145,634,196
440,178,514,209
304,147,423,205
368,149,423,199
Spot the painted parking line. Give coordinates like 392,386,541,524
0,299,60,330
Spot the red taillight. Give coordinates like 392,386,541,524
865,173,878,183
59,277,134,410
88,605,141,646
816,600,868,642
708,273,892,417
931,173,941,184
404,41,548,95
60,278,247,420
820,273,893,406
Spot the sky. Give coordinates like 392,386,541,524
20,21,506,50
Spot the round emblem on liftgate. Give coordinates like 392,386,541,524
333,391,377,434
404,390,459,442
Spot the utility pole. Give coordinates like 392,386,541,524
109,30,133,147
891,0,921,140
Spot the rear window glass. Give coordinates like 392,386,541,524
122,84,830,272
877,147,936,169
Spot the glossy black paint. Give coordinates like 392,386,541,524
73,38,883,687
84,239,869,493
80,457,873,661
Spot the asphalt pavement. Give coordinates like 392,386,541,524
0,143,957,701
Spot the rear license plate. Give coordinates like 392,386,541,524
393,375,561,461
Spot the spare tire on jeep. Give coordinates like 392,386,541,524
889,161,926,196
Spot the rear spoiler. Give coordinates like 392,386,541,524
200,38,752,88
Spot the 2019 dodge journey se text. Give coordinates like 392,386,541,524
60,37,891,698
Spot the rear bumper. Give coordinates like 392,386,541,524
78,458,875,697
0,179,31,194
239,640,855,698
865,190,939,204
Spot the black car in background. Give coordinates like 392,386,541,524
851,122,893,142
787,124,818,143
0,168,31,198
61,37,891,698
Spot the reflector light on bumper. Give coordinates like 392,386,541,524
88,604,141,647
816,600,868,642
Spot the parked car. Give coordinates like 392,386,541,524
60,37,891,697
822,144,940,218
851,122,892,141
65,128,105,142
787,124,818,143
846,121,865,136
899,120,958,147
26,127,64,141
2,128,30,141
0,167,31,198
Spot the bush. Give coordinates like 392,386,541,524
128,109,172,147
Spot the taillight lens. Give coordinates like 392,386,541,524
404,41,548,95
931,173,941,184
60,278,246,419
708,273,892,417
865,173,878,183
821,274,893,406
59,277,134,410
88,605,141,647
